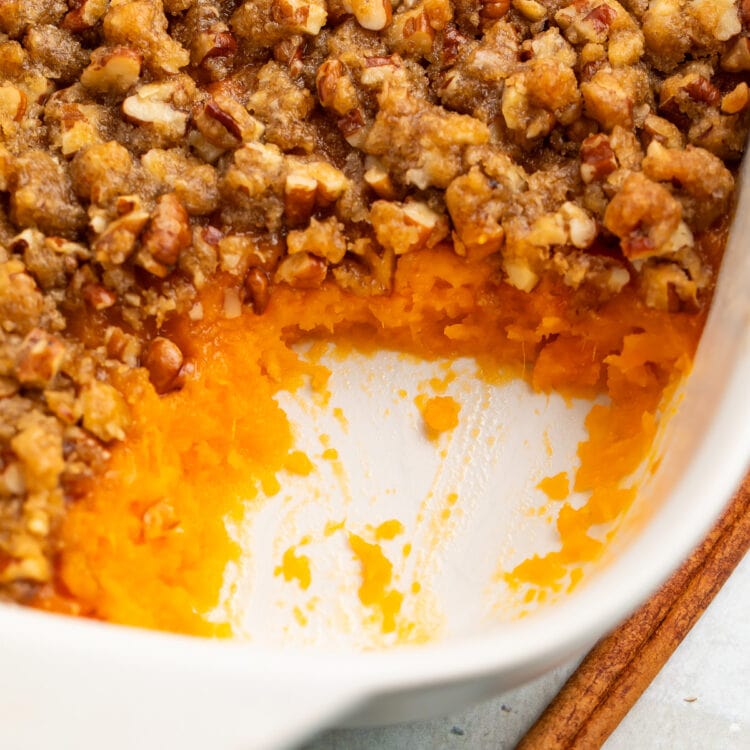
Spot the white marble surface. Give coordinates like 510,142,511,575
303,551,750,750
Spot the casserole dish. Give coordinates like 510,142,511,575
2,1,750,747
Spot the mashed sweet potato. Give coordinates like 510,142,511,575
32,242,707,634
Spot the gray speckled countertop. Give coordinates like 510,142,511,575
303,551,750,750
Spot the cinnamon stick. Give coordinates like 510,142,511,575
517,476,750,750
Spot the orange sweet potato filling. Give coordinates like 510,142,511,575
36,244,708,635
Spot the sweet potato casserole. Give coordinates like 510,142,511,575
0,0,747,634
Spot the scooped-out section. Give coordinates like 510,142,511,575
42,248,703,640
232,347,601,648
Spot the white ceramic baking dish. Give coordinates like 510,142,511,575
0,156,748,750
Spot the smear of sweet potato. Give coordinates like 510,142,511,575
43,246,706,634
418,395,462,437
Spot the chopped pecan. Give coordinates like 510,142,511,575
143,337,185,394
191,12,237,68
513,0,548,22
284,171,317,225
11,413,65,493
243,268,271,313
556,0,644,66
527,202,597,250
271,0,328,35
642,114,684,149
481,0,511,22
721,37,750,73
721,83,750,115
0,84,26,122
274,252,328,288
584,3,617,34
445,167,508,258
684,76,721,107
641,141,734,230
64,0,110,32
503,60,582,140
316,60,359,116
79,381,130,443
441,25,468,66
338,108,366,140
371,200,449,255
603,172,682,258
137,193,192,276
343,0,393,31
70,141,133,205
45,390,82,425
92,197,151,265
81,47,143,96
82,283,118,311
103,0,190,76
105,327,142,367
581,67,642,131
194,30,237,65
363,157,397,199
387,0,453,57
122,79,193,142
580,133,617,183
284,161,349,224
394,11,435,57
502,256,540,293
0,261,44,334
193,94,265,149
287,217,348,264
274,37,305,77
15,329,66,388
689,0,740,42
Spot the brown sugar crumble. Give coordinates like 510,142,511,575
0,0,748,606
